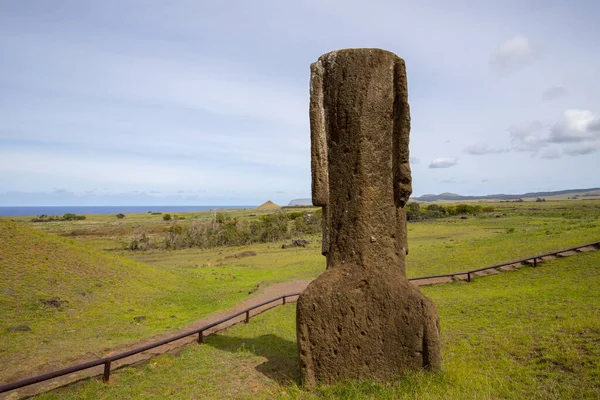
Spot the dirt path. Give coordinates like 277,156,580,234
4,243,599,399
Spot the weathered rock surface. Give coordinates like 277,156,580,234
297,48,441,388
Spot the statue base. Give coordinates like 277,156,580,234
296,266,442,388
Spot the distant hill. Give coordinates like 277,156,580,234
288,198,313,206
257,200,281,210
412,188,600,202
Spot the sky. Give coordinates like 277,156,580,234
1,0,599,206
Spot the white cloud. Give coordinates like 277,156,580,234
509,110,600,159
549,109,600,143
429,158,458,169
1,1,600,202
509,121,548,152
490,35,537,73
464,143,507,155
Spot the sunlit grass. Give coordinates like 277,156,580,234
2,199,599,389
36,250,600,399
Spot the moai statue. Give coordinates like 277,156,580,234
296,48,442,388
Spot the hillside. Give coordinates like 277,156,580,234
0,219,193,382
0,219,156,310
412,187,600,202
0,217,324,384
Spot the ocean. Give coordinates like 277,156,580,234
0,205,254,217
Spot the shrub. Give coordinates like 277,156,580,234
287,211,304,220
62,213,86,221
116,213,125,219
128,233,151,250
406,202,421,221
31,215,60,222
163,214,172,221
455,204,475,215
424,204,447,219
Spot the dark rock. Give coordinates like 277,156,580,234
8,324,31,332
40,297,69,308
282,239,310,249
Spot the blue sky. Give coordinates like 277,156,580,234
1,0,599,206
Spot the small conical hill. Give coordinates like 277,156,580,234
257,200,281,210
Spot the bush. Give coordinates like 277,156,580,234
163,214,172,221
31,215,60,222
287,211,304,220
128,233,151,250
116,213,125,219
424,204,447,219
455,204,475,215
406,203,421,221
63,213,86,221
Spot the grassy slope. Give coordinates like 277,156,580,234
36,250,600,399
0,220,323,383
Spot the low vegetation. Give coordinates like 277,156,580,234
35,250,600,399
405,202,495,221
30,213,87,223
130,210,322,251
1,199,599,397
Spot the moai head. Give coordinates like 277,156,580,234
310,48,412,275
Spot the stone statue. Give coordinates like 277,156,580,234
296,48,442,388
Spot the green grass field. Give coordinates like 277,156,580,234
0,220,322,383
34,249,600,399
1,199,599,396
